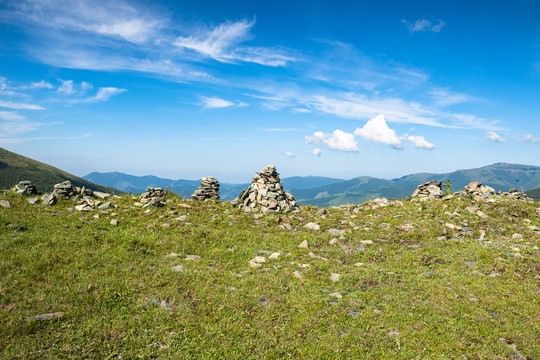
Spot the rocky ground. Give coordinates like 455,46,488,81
0,189,538,359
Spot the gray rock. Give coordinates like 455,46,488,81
0,200,10,208
27,198,39,205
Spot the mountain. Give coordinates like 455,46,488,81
525,187,540,201
281,176,344,190
290,163,540,206
0,147,121,194
83,171,249,201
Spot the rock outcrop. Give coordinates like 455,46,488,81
192,177,220,201
410,181,444,200
13,181,38,195
231,165,298,213
140,187,166,207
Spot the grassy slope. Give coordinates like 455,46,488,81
526,187,540,201
0,148,121,194
0,193,538,359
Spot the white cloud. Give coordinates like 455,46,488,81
305,129,358,152
354,114,403,149
403,134,435,150
0,111,26,121
403,18,445,33
58,80,76,94
30,80,53,89
6,0,164,43
292,108,311,113
430,88,472,107
76,87,127,102
282,151,295,158
199,96,248,109
0,100,44,110
518,134,538,143
200,96,235,109
174,19,297,66
486,131,506,143
312,148,322,157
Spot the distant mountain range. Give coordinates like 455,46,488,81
84,163,540,205
0,147,120,194
1,147,537,205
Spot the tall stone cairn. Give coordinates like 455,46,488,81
192,176,220,201
140,187,166,207
410,181,444,200
13,181,38,195
231,165,298,214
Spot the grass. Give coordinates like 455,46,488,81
0,192,539,359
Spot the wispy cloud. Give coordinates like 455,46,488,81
58,80,76,94
486,131,506,143
76,87,127,102
0,100,44,110
518,134,538,143
0,111,26,121
30,80,54,89
403,18,445,33
430,88,472,107
353,114,403,149
305,129,358,152
4,0,165,43
174,19,297,66
199,96,247,109
312,148,321,157
282,151,295,158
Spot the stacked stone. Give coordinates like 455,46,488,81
192,177,220,201
454,181,530,201
40,181,106,207
231,165,298,214
13,181,37,195
410,181,444,200
140,187,166,207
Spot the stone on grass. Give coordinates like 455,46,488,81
327,228,345,236
329,292,342,299
171,265,183,272
269,252,280,259
304,222,320,231
249,256,267,267
293,270,303,280
27,198,39,205
185,255,200,261
297,240,309,248
0,200,10,208
110,219,118,226
330,273,341,282
33,312,64,321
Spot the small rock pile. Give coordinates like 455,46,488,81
13,181,38,195
232,165,298,214
454,181,530,201
41,181,94,205
192,177,220,201
140,187,166,207
410,181,445,200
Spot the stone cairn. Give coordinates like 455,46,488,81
139,187,166,207
454,181,530,201
192,177,220,201
410,181,445,200
34,180,113,210
13,181,38,195
231,165,298,214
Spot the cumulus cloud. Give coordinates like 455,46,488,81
312,148,322,157
518,134,538,143
282,151,295,158
30,80,53,89
403,134,435,150
305,129,358,152
403,18,445,33
486,131,506,143
354,114,403,149
174,19,297,66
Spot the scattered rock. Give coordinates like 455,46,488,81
411,181,444,199
110,219,118,226
171,265,183,272
93,191,112,199
293,270,303,280
232,165,298,214
304,222,320,231
27,198,39,205
327,228,345,236
192,176,220,201
298,240,309,248
32,312,64,321
249,256,267,267
160,299,171,311
330,273,341,282
309,252,329,261
185,255,200,261
269,252,280,259
329,292,342,299
75,204,93,212
0,200,10,208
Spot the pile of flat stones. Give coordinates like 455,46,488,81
453,181,530,202
232,165,298,214
410,181,445,200
192,176,220,201
13,181,37,195
140,187,166,207
40,181,93,205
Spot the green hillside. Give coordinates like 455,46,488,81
0,147,121,194
525,187,540,201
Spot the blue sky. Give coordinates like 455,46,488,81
0,0,539,182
